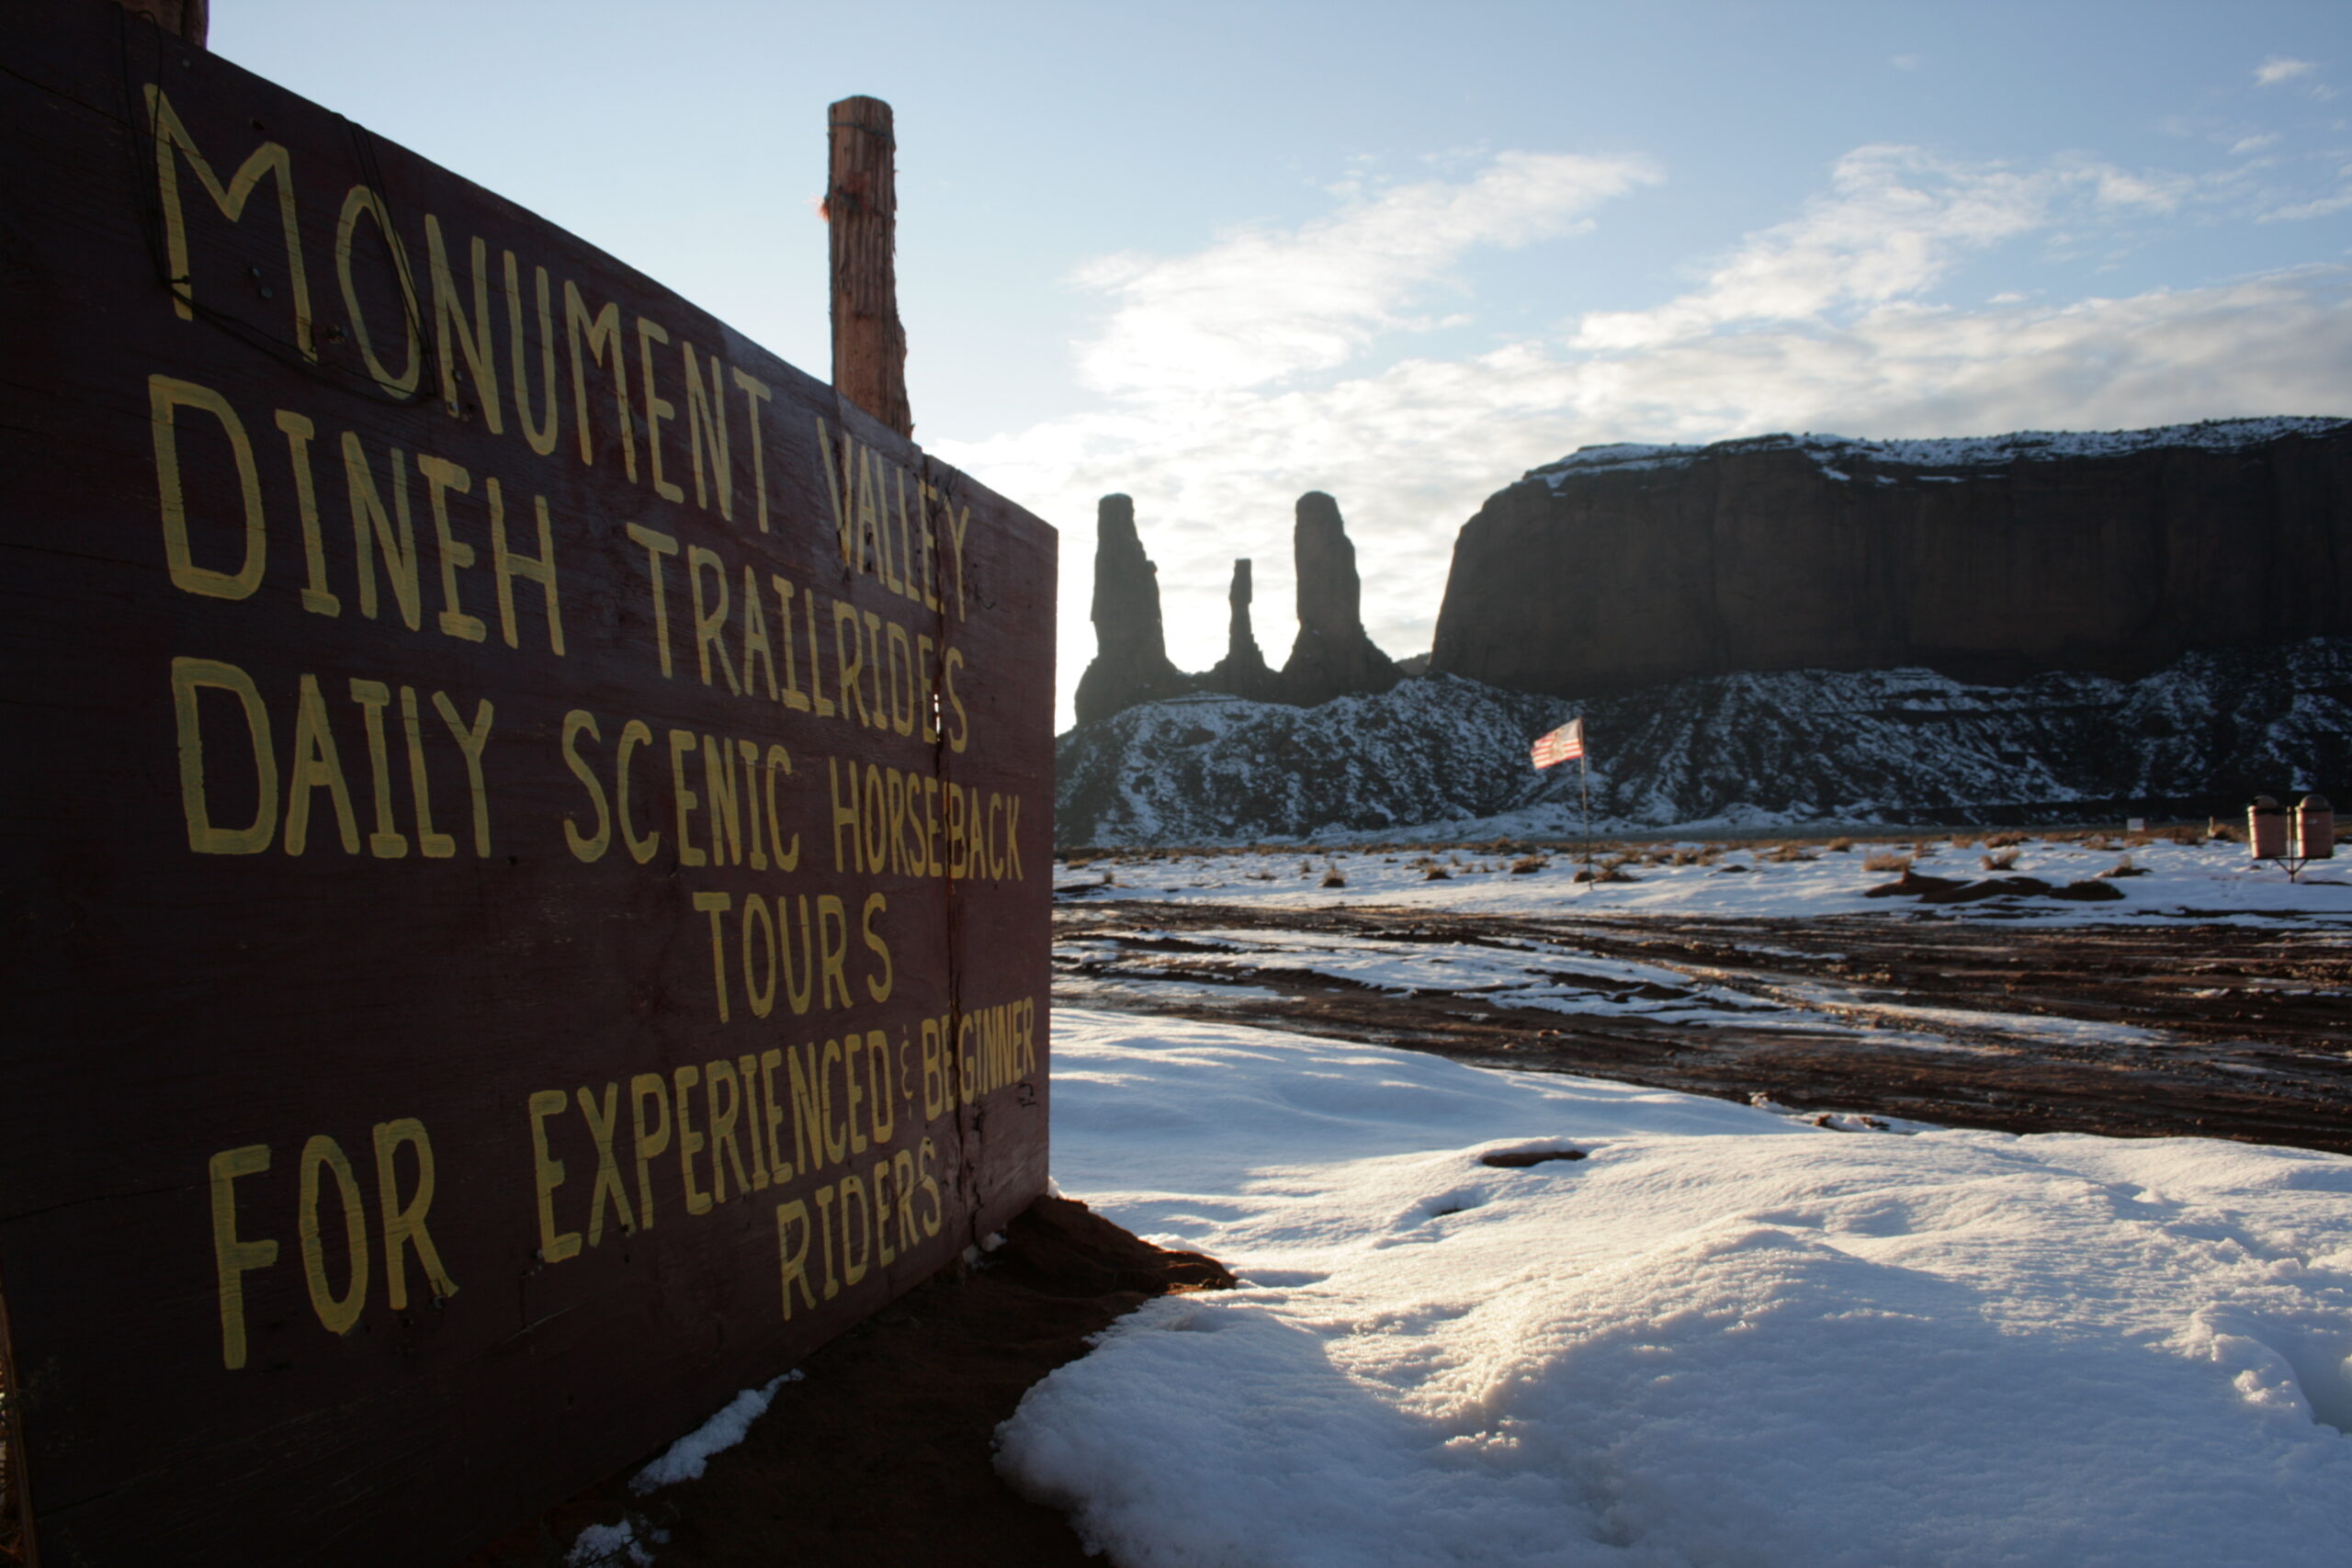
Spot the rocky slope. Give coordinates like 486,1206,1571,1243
1431,419,2352,698
1055,637,2352,846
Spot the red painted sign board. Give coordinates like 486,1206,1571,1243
0,4,1055,1561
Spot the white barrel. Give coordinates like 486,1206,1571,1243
2294,795,2334,861
2248,795,2287,859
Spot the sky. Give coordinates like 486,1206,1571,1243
212,1,2352,729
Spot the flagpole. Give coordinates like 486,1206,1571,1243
1580,750,1591,891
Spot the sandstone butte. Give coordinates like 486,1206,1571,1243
1070,418,2351,727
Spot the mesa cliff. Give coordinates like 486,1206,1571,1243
1430,419,2352,697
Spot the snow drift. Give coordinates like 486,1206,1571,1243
1001,1010,2352,1567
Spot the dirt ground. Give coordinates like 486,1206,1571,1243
458,1198,1231,1567
1057,898,2352,1156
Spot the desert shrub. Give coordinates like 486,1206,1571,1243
1424,865,1452,881
1981,847,2020,871
1321,868,1347,888
1510,855,1547,874
1862,850,1913,874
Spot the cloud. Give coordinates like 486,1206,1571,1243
2261,188,2352,220
2256,56,2318,87
1069,152,1658,394
932,150,2352,727
1568,147,2194,353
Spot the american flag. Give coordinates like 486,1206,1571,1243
1530,717,1586,769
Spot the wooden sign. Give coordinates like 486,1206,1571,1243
0,4,1055,1562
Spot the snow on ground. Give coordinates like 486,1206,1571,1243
629,1371,802,1493
1058,834,2352,928
1002,1010,2352,1567
1058,926,1792,1026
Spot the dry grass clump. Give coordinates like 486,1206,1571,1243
2154,824,2202,845
1510,855,1547,874
1826,837,1854,853
1760,843,1817,863
1424,864,1453,881
2210,821,2245,843
1320,867,1348,888
1948,832,1979,850
2101,854,2147,879
1862,850,1913,874
1980,847,2020,871
1984,830,2029,849
1247,870,1276,881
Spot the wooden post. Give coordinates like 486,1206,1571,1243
828,96,911,438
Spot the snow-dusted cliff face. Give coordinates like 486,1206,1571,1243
1431,419,2352,699
1530,419,2348,479
1054,639,2352,846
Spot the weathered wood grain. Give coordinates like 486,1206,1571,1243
828,95,911,439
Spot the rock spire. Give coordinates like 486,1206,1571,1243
1070,491,1405,728
1072,495,1194,726
1279,491,1400,706
1204,558,1280,701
